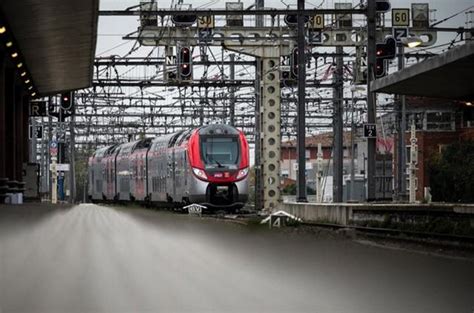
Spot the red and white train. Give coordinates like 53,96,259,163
88,124,249,211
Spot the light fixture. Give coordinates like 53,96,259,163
20,71,26,77
16,62,23,68
28,86,33,90
0,26,6,34
466,102,473,106
31,92,36,97
401,36,423,48
11,52,18,58
5,41,12,47
25,79,30,84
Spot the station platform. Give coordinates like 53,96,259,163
279,201,474,225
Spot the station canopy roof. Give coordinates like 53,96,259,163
371,43,474,101
0,0,99,95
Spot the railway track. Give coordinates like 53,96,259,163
304,221,474,247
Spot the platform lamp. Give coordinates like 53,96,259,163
350,85,365,202
396,35,423,200
401,35,423,48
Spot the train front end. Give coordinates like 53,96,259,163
187,125,249,210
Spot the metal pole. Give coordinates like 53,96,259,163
69,93,76,204
397,44,407,201
409,122,417,203
333,46,344,203
254,0,264,210
30,117,37,163
316,143,323,202
350,91,356,201
47,98,52,198
229,53,235,126
296,0,307,202
366,0,377,201
40,118,46,194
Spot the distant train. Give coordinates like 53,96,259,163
88,124,249,211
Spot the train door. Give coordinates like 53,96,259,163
166,149,172,201
89,162,94,199
172,149,176,200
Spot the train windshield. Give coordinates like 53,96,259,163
201,136,239,166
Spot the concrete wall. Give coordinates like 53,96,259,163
278,202,474,226
279,202,353,225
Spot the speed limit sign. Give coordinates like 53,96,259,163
311,14,325,29
392,9,410,27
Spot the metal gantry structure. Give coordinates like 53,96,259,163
35,1,457,209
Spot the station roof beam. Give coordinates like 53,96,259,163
0,0,99,95
371,43,474,101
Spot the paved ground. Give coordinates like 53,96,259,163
0,203,473,313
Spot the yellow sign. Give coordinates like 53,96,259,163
198,16,215,29
392,9,410,27
311,14,325,29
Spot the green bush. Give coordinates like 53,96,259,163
281,183,315,195
429,141,474,203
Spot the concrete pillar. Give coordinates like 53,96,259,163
261,56,281,211
0,53,7,198
5,67,15,183
14,87,25,182
0,54,6,180
22,94,29,166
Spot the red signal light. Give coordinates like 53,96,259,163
178,47,192,79
375,37,396,78
60,92,72,110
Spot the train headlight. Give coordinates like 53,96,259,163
236,167,249,180
192,168,208,180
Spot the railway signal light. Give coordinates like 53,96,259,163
375,36,396,78
60,92,72,110
281,50,299,87
172,14,197,27
178,47,192,80
375,0,391,12
280,66,296,88
291,48,299,78
284,14,310,26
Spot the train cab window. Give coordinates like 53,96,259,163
201,137,239,166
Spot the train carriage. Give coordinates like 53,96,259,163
148,133,179,203
88,146,110,202
129,138,152,202
185,125,249,208
115,141,140,201
102,144,121,201
88,124,249,211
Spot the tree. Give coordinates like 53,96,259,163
429,141,474,203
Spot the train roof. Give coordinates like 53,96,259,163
91,145,112,158
198,124,240,136
116,140,140,156
104,144,121,156
132,138,152,152
116,138,153,156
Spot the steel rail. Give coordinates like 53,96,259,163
304,222,474,245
